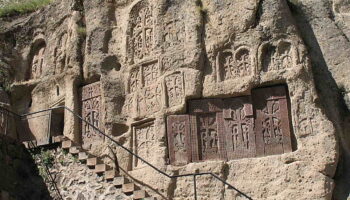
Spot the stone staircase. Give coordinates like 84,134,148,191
61,139,156,200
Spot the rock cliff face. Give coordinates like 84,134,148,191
1,0,350,199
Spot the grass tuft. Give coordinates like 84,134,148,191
0,0,52,18
77,26,86,37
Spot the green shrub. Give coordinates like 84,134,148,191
41,150,54,167
0,0,52,17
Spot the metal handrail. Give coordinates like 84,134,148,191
4,105,253,200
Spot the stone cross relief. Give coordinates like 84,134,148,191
261,100,283,145
262,41,294,72
134,123,155,168
219,47,252,81
165,73,184,107
225,108,251,151
166,85,293,164
131,5,153,61
198,114,219,160
81,82,103,148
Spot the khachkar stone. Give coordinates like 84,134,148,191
164,72,185,107
132,120,155,168
223,96,256,160
189,99,226,162
217,46,253,82
167,115,191,165
252,85,293,156
81,82,104,148
163,19,185,50
127,0,154,63
259,40,298,72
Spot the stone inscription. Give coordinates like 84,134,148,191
128,1,154,62
124,61,187,116
128,61,159,93
165,72,184,107
189,99,226,162
223,97,255,159
253,85,293,156
167,115,191,165
137,83,162,116
81,82,104,148
261,41,295,72
218,47,252,81
198,113,220,160
163,20,185,49
133,121,155,168
167,85,294,164
161,52,185,73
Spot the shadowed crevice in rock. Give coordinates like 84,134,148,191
286,1,350,199
0,135,52,200
252,0,264,28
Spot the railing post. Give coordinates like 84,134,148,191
48,110,52,143
194,175,197,200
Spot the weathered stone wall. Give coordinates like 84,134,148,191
0,0,350,199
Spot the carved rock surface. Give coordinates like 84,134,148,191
0,0,350,199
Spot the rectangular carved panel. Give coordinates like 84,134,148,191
133,121,155,168
190,99,226,161
223,97,256,160
165,72,185,107
167,115,191,165
252,86,292,156
137,83,163,116
81,82,104,148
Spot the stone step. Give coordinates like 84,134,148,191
105,169,118,181
133,190,147,199
78,152,89,161
113,176,126,187
95,164,109,174
69,146,81,155
61,140,73,149
52,135,65,143
122,183,135,194
23,140,37,149
143,197,156,200
87,157,98,167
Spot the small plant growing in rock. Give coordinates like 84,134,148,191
77,26,86,37
41,150,54,168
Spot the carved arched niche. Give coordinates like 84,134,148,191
216,45,254,82
27,39,47,80
126,0,154,64
258,40,298,73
